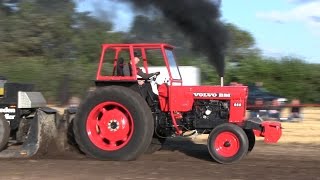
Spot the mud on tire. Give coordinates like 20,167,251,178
73,86,154,161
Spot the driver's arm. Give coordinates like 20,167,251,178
136,68,156,80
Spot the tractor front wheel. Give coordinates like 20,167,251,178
73,86,154,161
207,123,249,164
244,129,255,153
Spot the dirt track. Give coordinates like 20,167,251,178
0,139,319,180
0,107,319,180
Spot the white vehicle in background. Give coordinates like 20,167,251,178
148,66,201,85
147,66,201,95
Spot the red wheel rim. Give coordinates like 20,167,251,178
86,101,134,151
214,132,240,157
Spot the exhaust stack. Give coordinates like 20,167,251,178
220,76,224,87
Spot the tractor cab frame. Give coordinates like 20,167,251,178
95,43,181,85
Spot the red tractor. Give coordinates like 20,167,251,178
72,43,282,164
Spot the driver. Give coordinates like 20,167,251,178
130,51,159,82
129,51,160,106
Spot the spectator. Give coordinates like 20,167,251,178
288,99,303,121
268,99,282,121
250,98,268,119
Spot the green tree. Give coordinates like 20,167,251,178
1,0,319,104
0,0,123,104
224,23,258,63
227,55,320,103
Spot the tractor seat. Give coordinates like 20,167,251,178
116,57,131,76
116,57,125,76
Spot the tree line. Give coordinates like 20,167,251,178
0,0,319,104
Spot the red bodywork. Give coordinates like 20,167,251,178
95,43,282,143
253,121,282,143
158,84,248,122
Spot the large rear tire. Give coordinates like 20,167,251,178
0,114,10,151
145,135,166,154
73,86,154,161
207,123,249,164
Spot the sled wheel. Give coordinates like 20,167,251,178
145,135,166,154
244,129,255,153
0,114,10,151
208,123,249,164
73,86,154,161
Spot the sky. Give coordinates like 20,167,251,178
76,0,319,64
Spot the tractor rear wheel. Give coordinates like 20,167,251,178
73,86,154,161
0,114,10,151
207,123,249,164
145,135,166,154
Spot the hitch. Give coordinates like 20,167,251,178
245,118,282,143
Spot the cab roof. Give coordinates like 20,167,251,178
101,43,175,50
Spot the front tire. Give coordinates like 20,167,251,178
73,86,154,161
207,123,249,164
244,129,255,153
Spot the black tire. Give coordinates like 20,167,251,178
67,119,77,146
73,86,154,161
244,129,255,153
207,123,249,164
0,114,10,151
145,135,166,154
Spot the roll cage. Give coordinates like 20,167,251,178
96,43,183,86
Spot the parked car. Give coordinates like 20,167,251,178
247,84,287,106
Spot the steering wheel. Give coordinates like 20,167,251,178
149,71,160,81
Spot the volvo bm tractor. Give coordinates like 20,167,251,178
71,43,282,164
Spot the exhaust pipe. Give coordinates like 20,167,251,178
220,76,224,87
